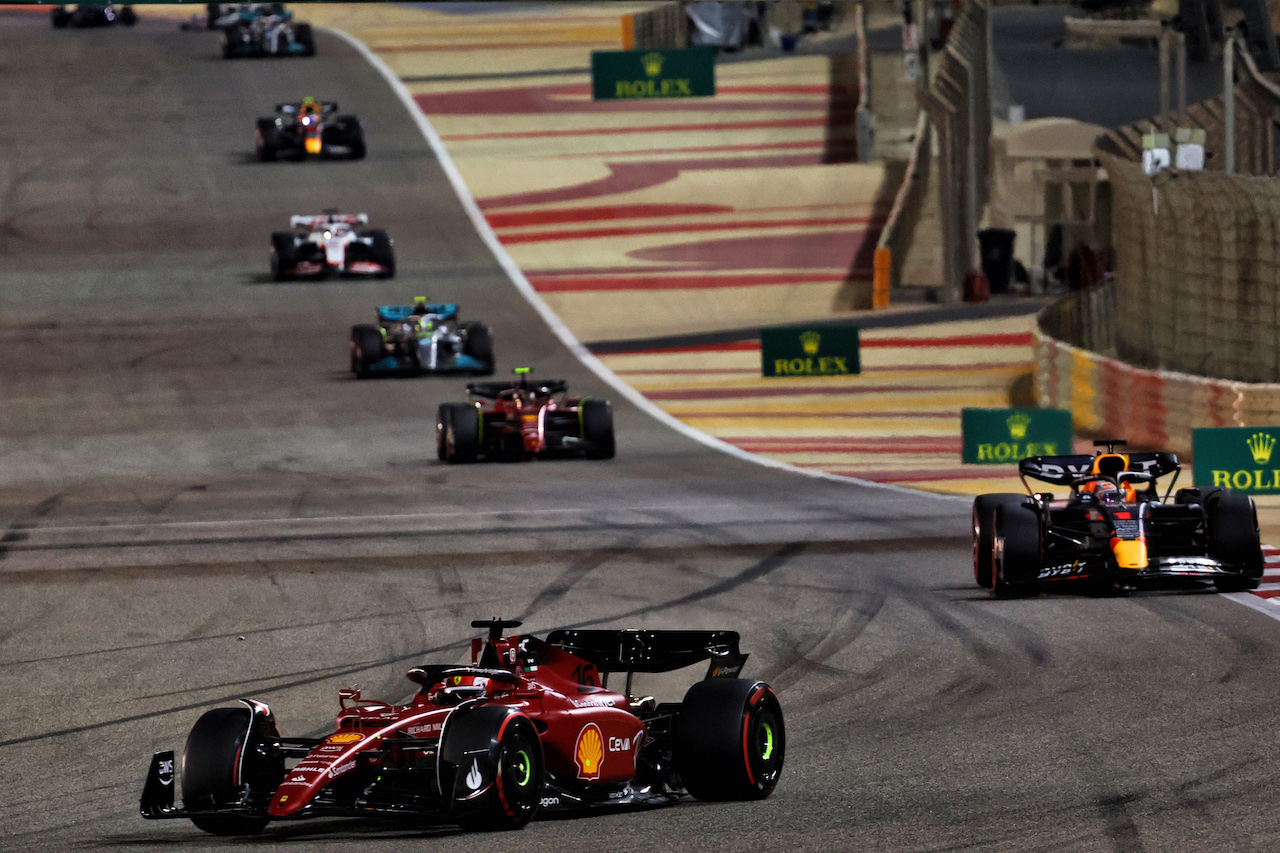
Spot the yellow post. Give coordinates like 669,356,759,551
873,247,891,309
621,14,635,49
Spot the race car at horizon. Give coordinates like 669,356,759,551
51,3,136,27
350,297,494,378
139,618,785,836
973,439,1265,597
270,212,393,282
436,368,615,463
256,98,365,161
219,3,314,58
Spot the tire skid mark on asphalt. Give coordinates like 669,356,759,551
0,543,812,748
0,607,440,669
0,491,63,560
0,536,971,583
764,587,887,692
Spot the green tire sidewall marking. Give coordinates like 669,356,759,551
760,720,774,761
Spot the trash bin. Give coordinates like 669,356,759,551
977,228,1016,295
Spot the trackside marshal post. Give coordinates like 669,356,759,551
961,408,1073,464
591,48,715,101
760,325,860,377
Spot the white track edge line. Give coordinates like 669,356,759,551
1222,591,1280,624
327,27,965,505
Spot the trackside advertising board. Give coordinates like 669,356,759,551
961,408,1073,464
760,325,860,378
1192,426,1280,493
591,48,715,101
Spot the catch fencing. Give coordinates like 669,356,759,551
1033,38,1280,452
624,3,687,50
918,0,992,299
1098,41,1280,176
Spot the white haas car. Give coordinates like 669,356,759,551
270,212,394,282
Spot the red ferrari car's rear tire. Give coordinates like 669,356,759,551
441,403,479,463
674,679,784,801
182,708,272,836
582,398,615,460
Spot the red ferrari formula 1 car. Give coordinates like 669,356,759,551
435,368,615,463
139,619,785,836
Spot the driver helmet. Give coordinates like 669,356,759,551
1092,480,1120,502
428,674,490,705
412,296,431,315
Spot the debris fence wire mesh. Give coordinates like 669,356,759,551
1102,153,1280,384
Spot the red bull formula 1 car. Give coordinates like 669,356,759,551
435,368,615,463
256,98,365,161
973,439,1264,597
139,619,784,836
270,212,393,281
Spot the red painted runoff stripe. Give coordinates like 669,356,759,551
485,203,733,229
497,216,872,245
677,410,955,419
602,335,1032,355
802,467,1012,482
554,140,827,159
728,438,962,453
441,117,829,141
528,272,848,292
642,384,981,401
602,341,760,355
862,333,1034,348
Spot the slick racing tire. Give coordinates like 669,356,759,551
972,494,1023,589
581,398,615,460
461,322,494,375
1206,490,1264,591
120,5,137,25
363,229,395,279
270,231,297,282
350,324,383,379
674,679,784,801
992,501,1041,598
51,6,71,27
335,115,366,160
255,118,279,162
440,402,479,464
222,23,248,58
442,707,544,831
294,22,316,56
182,708,277,836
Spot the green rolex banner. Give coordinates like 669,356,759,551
760,325,860,378
591,47,716,101
961,408,1073,464
1192,426,1280,493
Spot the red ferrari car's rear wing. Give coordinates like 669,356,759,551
546,629,748,680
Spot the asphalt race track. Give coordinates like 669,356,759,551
3,15,1280,853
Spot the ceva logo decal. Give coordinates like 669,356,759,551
574,723,603,780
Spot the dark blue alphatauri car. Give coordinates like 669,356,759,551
350,300,494,379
